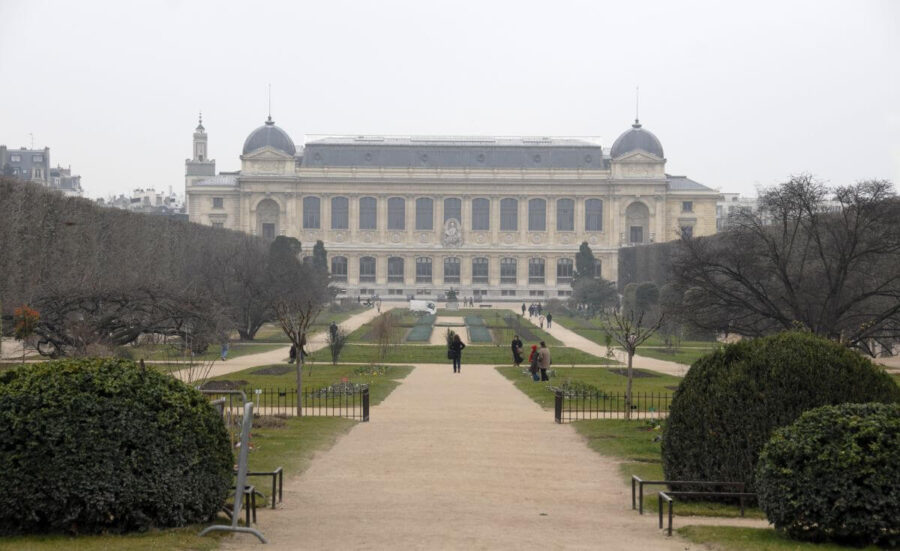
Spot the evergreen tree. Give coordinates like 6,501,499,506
574,241,596,281
312,240,328,273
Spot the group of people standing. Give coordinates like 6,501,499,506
511,335,551,381
521,303,553,329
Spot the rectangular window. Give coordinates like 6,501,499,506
331,197,349,229
473,289,487,297
472,198,490,230
585,199,603,231
556,258,573,284
471,257,489,284
500,258,517,284
388,257,405,283
528,258,545,284
331,257,348,282
529,290,545,297
9,154,20,162
500,198,518,231
630,226,643,244
262,223,275,240
415,198,433,230
211,221,224,229
556,199,574,231
416,257,432,283
528,199,546,231
388,197,405,230
558,290,573,297
387,289,405,296
32,155,43,162
501,289,517,296
682,201,693,213
443,257,460,284
444,198,461,223
359,197,377,230
359,257,376,282
303,196,321,229
681,225,694,239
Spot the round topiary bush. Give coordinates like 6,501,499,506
661,332,900,492
0,358,232,535
756,403,900,547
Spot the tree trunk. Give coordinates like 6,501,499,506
625,350,634,420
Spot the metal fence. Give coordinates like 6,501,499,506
554,390,670,423
203,385,369,421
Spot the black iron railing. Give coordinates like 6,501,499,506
554,390,670,423
203,385,369,421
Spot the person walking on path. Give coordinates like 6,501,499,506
220,340,229,362
329,321,338,341
546,313,553,328
528,344,540,381
539,315,545,329
521,302,526,316
511,335,524,367
449,333,466,373
537,341,551,381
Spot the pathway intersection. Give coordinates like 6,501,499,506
220,304,768,549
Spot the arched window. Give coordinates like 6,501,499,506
500,198,518,231
472,257,489,284
500,257,517,284
472,198,490,230
359,256,376,282
416,257,432,283
331,197,349,229
388,257,405,283
444,197,462,223
331,256,348,282
528,198,546,231
359,197,377,230
444,257,460,283
557,198,574,231
585,199,603,231
557,258,573,284
528,258,545,284
416,198,433,230
388,197,405,230
303,196,320,229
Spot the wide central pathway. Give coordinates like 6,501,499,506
225,363,710,550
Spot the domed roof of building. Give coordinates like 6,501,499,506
610,120,664,158
242,116,296,156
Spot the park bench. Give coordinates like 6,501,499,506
478,304,493,308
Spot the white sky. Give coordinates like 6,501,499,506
1,0,898,199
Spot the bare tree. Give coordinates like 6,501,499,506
673,176,900,354
604,308,663,420
370,312,398,360
268,237,331,415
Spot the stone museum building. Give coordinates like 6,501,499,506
185,115,719,300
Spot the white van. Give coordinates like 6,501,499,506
409,299,437,315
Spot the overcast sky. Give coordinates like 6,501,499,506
1,0,898,199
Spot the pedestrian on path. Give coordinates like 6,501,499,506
289,344,297,363
521,302,526,316
511,335,524,367
220,340,229,362
528,344,540,381
449,333,466,373
546,313,553,328
539,315,545,329
538,341,551,381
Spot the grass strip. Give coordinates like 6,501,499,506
676,526,884,550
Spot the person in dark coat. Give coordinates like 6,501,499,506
527,344,540,381
511,335,524,366
449,333,466,373
289,344,297,363
546,313,553,328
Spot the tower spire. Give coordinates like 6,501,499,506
197,111,204,131
634,85,641,128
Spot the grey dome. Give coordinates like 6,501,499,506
242,117,296,156
610,121,664,158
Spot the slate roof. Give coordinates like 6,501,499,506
242,117,297,156
300,136,606,169
609,122,664,158
667,175,714,192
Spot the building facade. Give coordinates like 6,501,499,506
186,116,719,300
1,145,83,197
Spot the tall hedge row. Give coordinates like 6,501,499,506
661,332,900,491
0,359,232,535
756,403,900,546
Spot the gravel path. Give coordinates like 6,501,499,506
221,363,743,550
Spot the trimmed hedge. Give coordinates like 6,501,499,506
661,332,900,492
0,359,232,535
756,403,900,547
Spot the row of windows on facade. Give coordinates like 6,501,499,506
359,288,573,298
329,256,599,284
214,196,607,232
6,154,43,163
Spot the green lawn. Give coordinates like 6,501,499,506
635,346,719,366
210,363,413,406
0,528,225,551
571,420,765,519
244,416,357,479
676,526,887,550
252,305,367,342
496,365,681,409
330,343,612,365
125,342,284,362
